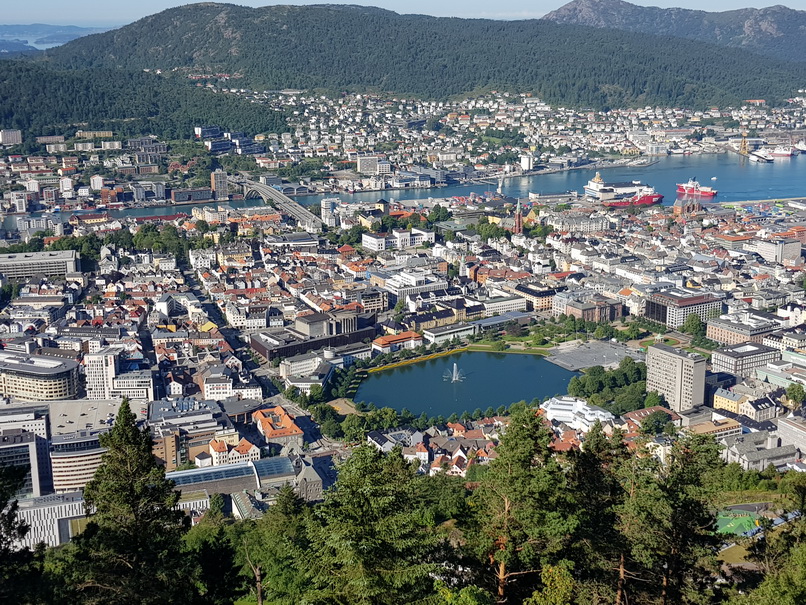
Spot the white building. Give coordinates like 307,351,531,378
84,347,154,401
540,396,615,432
16,492,85,548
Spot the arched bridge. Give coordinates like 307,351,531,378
234,178,323,231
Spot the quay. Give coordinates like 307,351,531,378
710,197,806,208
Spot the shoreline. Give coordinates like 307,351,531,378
366,347,469,374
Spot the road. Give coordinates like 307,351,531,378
233,177,323,231
182,266,279,398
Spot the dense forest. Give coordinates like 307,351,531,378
0,61,290,139
4,403,806,604
35,3,806,109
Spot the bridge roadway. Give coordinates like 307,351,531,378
232,177,323,230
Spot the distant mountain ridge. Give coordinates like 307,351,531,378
35,3,806,109
0,23,108,47
543,0,806,62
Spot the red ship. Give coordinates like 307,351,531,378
602,190,664,208
676,178,717,197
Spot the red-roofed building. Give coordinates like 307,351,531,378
372,331,423,354
253,406,304,447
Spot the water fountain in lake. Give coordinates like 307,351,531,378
443,362,465,383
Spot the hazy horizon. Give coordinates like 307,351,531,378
1,0,800,28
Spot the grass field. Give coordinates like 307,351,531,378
638,337,680,349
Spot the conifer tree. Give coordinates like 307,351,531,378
307,445,439,604
55,400,194,604
467,408,577,602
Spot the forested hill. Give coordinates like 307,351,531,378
544,0,806,63
39,3,806,109
0,62,289,140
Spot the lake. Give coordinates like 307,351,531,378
353,351,577,417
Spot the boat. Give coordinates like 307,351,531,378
749,150,773,163
711,177,718,181
676,178,717,197
584,172,660,202
601,188,664,208
796,140,806,153
770,145,795,157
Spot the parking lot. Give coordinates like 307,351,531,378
547,341,645,371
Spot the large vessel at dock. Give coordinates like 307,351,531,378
601,189,664,208
584,172,661,202
676,178,717,197
770,145,796,157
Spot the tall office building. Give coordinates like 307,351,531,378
50,431,106,493
211,169,228,200
84,346,154,401
84,347,120,400
646,344,706,414
0,407,52,493
320,198,338,228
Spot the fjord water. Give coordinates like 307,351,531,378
90,154,806,229
353,351,578,417
299,153,806,206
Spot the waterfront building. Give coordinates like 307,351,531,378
211,168,228,199
646,344,705,414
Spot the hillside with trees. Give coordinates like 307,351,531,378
37,3,806,109
0,61,290,140
544,0,806,63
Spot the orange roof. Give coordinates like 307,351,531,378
209,439,228,453
253,406,303,439
233,438,256,455
373,331,422,347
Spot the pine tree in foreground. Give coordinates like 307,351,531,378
51,399,194,604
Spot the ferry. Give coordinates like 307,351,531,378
749,150,773,163
584,172,658,201
676,178,717,198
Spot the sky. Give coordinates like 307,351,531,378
3,0,805,27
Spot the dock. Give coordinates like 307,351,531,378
707,197,806,208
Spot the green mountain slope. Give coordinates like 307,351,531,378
0,61,289,140
39,3,806,108
544,0,806,63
